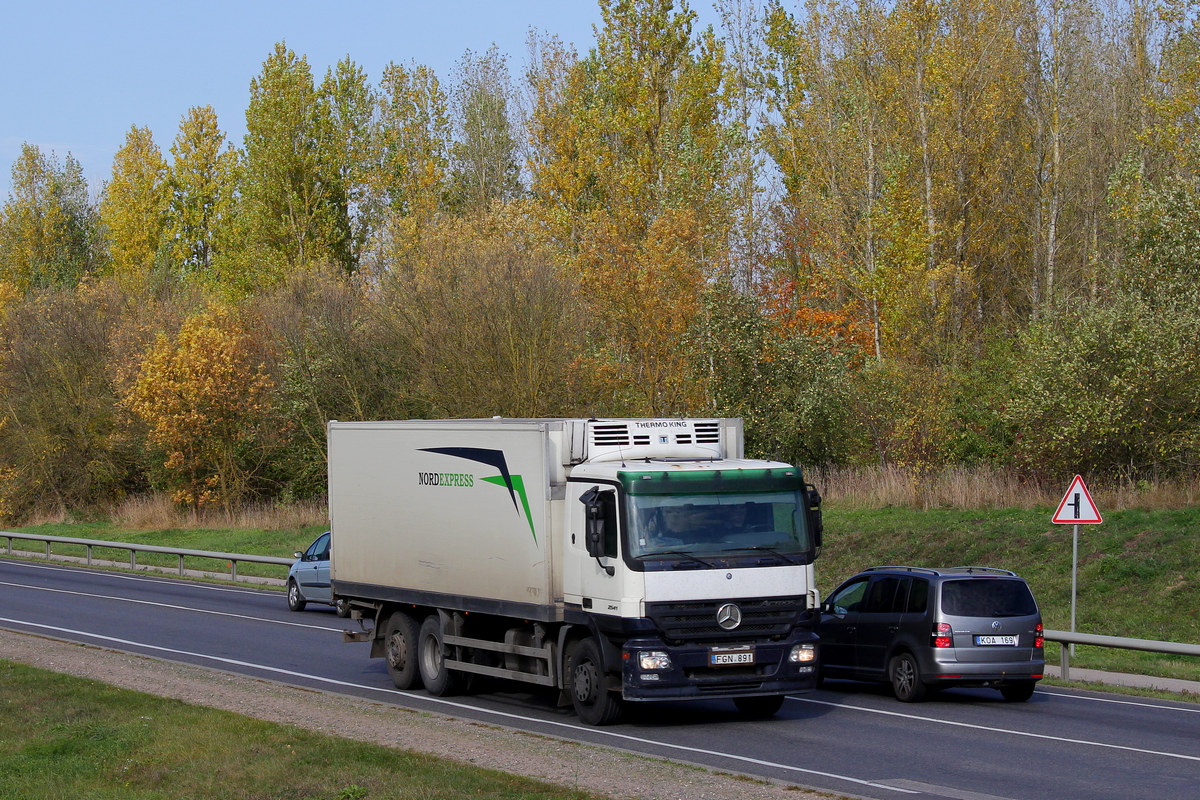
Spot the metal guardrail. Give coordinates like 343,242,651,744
1,531,294,582
1044,629,1200,681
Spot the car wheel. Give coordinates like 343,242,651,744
286,579,306,612
1000,681,1037,702
334,596,351,618
733,695,785,718
383,611,422,690
417,615,461,697
889,652,926,702
568,638,623,726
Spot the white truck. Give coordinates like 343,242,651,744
330,417,822,724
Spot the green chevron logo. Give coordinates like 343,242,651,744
419,447,537,543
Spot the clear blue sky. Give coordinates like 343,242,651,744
2,0,689,199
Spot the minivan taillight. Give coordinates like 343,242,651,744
932,623,953,648
1034,622,1044,649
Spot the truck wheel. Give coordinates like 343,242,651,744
569,638,623,726
286,579,306,612
383,611,422,690
733,695,785,718
418,615,461,696
889,652,927,702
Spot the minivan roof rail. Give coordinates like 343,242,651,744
861,565,942,575
945,566,1018,576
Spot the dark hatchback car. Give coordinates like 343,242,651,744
818,566,1044,702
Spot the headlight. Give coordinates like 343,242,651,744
638,651,673,671
789,643,816,663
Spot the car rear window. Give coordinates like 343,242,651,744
940,579,1037,617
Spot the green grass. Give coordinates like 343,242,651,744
0,660,603,800
821,506,1200,682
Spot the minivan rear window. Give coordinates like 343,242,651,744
941,579,1037,617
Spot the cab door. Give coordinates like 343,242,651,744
564,483,623,616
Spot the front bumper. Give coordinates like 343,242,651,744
620,631,819,701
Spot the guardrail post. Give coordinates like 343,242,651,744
131,550,137,570
178,555,185,576
1061,643,1070,682
230,560,239,582
87,545,92,566
45,541,51,558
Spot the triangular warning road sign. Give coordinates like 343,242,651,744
1052,475,1103,524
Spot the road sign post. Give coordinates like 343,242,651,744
1052,475,1103,658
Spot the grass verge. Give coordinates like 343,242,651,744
0,658,602,800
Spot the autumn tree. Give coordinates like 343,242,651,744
375,60,452,271
238,42,334,287
317,57,379,276
449,46,522,211
0,280,140,518
166,105,240,280
0,145,101,290
100,125,170,286
528,0,732,414
125,305,277,513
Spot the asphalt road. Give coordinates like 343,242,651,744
2,558,1197,800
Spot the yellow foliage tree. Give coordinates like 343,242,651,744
100,125,169,287
125,306,275,513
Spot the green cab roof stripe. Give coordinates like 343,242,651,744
618,467,804,496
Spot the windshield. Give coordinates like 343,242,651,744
625,490,811,561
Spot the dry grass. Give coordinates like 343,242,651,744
17,468,1200,530
108,493,328,531
812,465,1200,511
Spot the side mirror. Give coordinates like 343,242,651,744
579,486,605,558
805,483,823,549
578,486,615,576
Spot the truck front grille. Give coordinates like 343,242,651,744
645,597,804,642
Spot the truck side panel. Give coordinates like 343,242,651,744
328,421,562,616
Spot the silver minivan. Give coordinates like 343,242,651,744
818,566,1045,701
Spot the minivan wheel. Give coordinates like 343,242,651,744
1000,681,1036,702
286,579,306,612
889,653,926,702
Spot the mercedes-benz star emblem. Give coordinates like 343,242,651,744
716,603,742,631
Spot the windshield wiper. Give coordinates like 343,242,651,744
721,545,800,565
634,550,715,568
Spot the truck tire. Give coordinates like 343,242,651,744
568,638,623,726
733,695,785,718
418,615,462,697
383,611,422,690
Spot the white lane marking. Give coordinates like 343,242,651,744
793,696,1200,762
2,557,273,597
0,617,917,796
0,580,336,632
1036,688,1200,714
